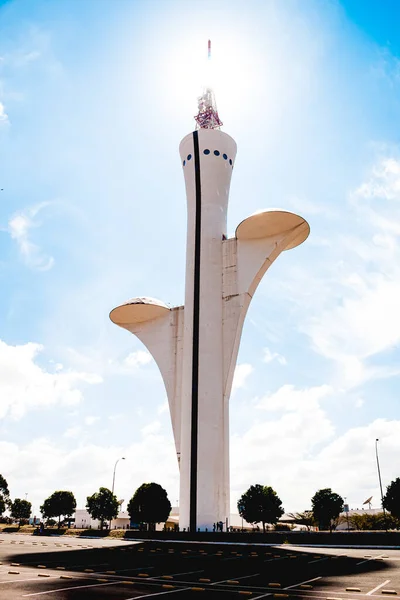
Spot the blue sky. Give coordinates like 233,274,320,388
1,0,400,518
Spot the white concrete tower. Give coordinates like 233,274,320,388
110,58,310,532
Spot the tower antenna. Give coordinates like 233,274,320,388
194,40,223,130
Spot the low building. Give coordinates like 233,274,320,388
74,509,130,530
73,507,258,531
336,507,383,530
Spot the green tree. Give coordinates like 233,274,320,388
383,478,400,519
311,488,344,532
0,474,9,498
349,512,399,531
127,483,171,531
86,487,119,530
0,474,10,509
237,484,284,533
0,495,5,517
11,499,32,529
287,511,315,531
40,491,77,528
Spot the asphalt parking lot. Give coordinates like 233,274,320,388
0,532,399,599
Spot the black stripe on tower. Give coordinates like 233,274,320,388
189,130,201,533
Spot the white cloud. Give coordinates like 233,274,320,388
0,339,102,420
0,102,8,125
256,383,332,412
280,155,400,389
232,363,254,393
123,350,153,368
231,382,400,512
287,195,334,216
8,202,54,271
263,347,287,365
3,428,178,512
232,384,335,511
309,278,400,362
108,413,123,422
157,400,169,415
141,420,161,437
4,392,399,517
63,426,82,438
84,416,100,426
355,158,400,200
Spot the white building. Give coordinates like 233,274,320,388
74,509,130,530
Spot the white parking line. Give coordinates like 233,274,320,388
367,580,391,595
211,572,260,585
264,556,288,563
357,555,383,566
284,576,322,590
126,588,188,599
96,565,155,574
0,577,57,584
22,580,122,596
309,557,330,564
161,569,204,578
252,591,272,599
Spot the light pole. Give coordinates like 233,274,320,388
375,439,387,531
112,457,125,495
110,457,125,531
344,497,350,533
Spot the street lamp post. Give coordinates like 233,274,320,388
344,497,350,533
110,457,125,531
112,457,125,495
375,439,387,531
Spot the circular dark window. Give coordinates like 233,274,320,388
183,160,186,166
203,149,210,155
214,150,220,156
229,159,232,165
223,153,228,160
187,154,192,161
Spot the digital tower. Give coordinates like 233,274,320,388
110,47,310,531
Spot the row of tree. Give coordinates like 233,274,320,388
2,473,400,531
0,475,33,527
0,475,171,530
237,480,400,531
86,483,171,530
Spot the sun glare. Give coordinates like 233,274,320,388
160,29,266,126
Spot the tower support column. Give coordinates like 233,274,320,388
179,129,237,531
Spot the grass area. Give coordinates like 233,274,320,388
0,525,36,534
0,523,126,538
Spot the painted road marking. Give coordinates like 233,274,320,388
367,581,391,595
0,577,56,584
22,580,122,596
309,557,331,564
252,591,272,599
161,569,204,578
126,587,188,599
284,578,322,590
357,555,384,566
264,557,288,563
211,573,260,585
96,565,155,575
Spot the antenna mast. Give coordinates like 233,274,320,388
194,40,223,130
